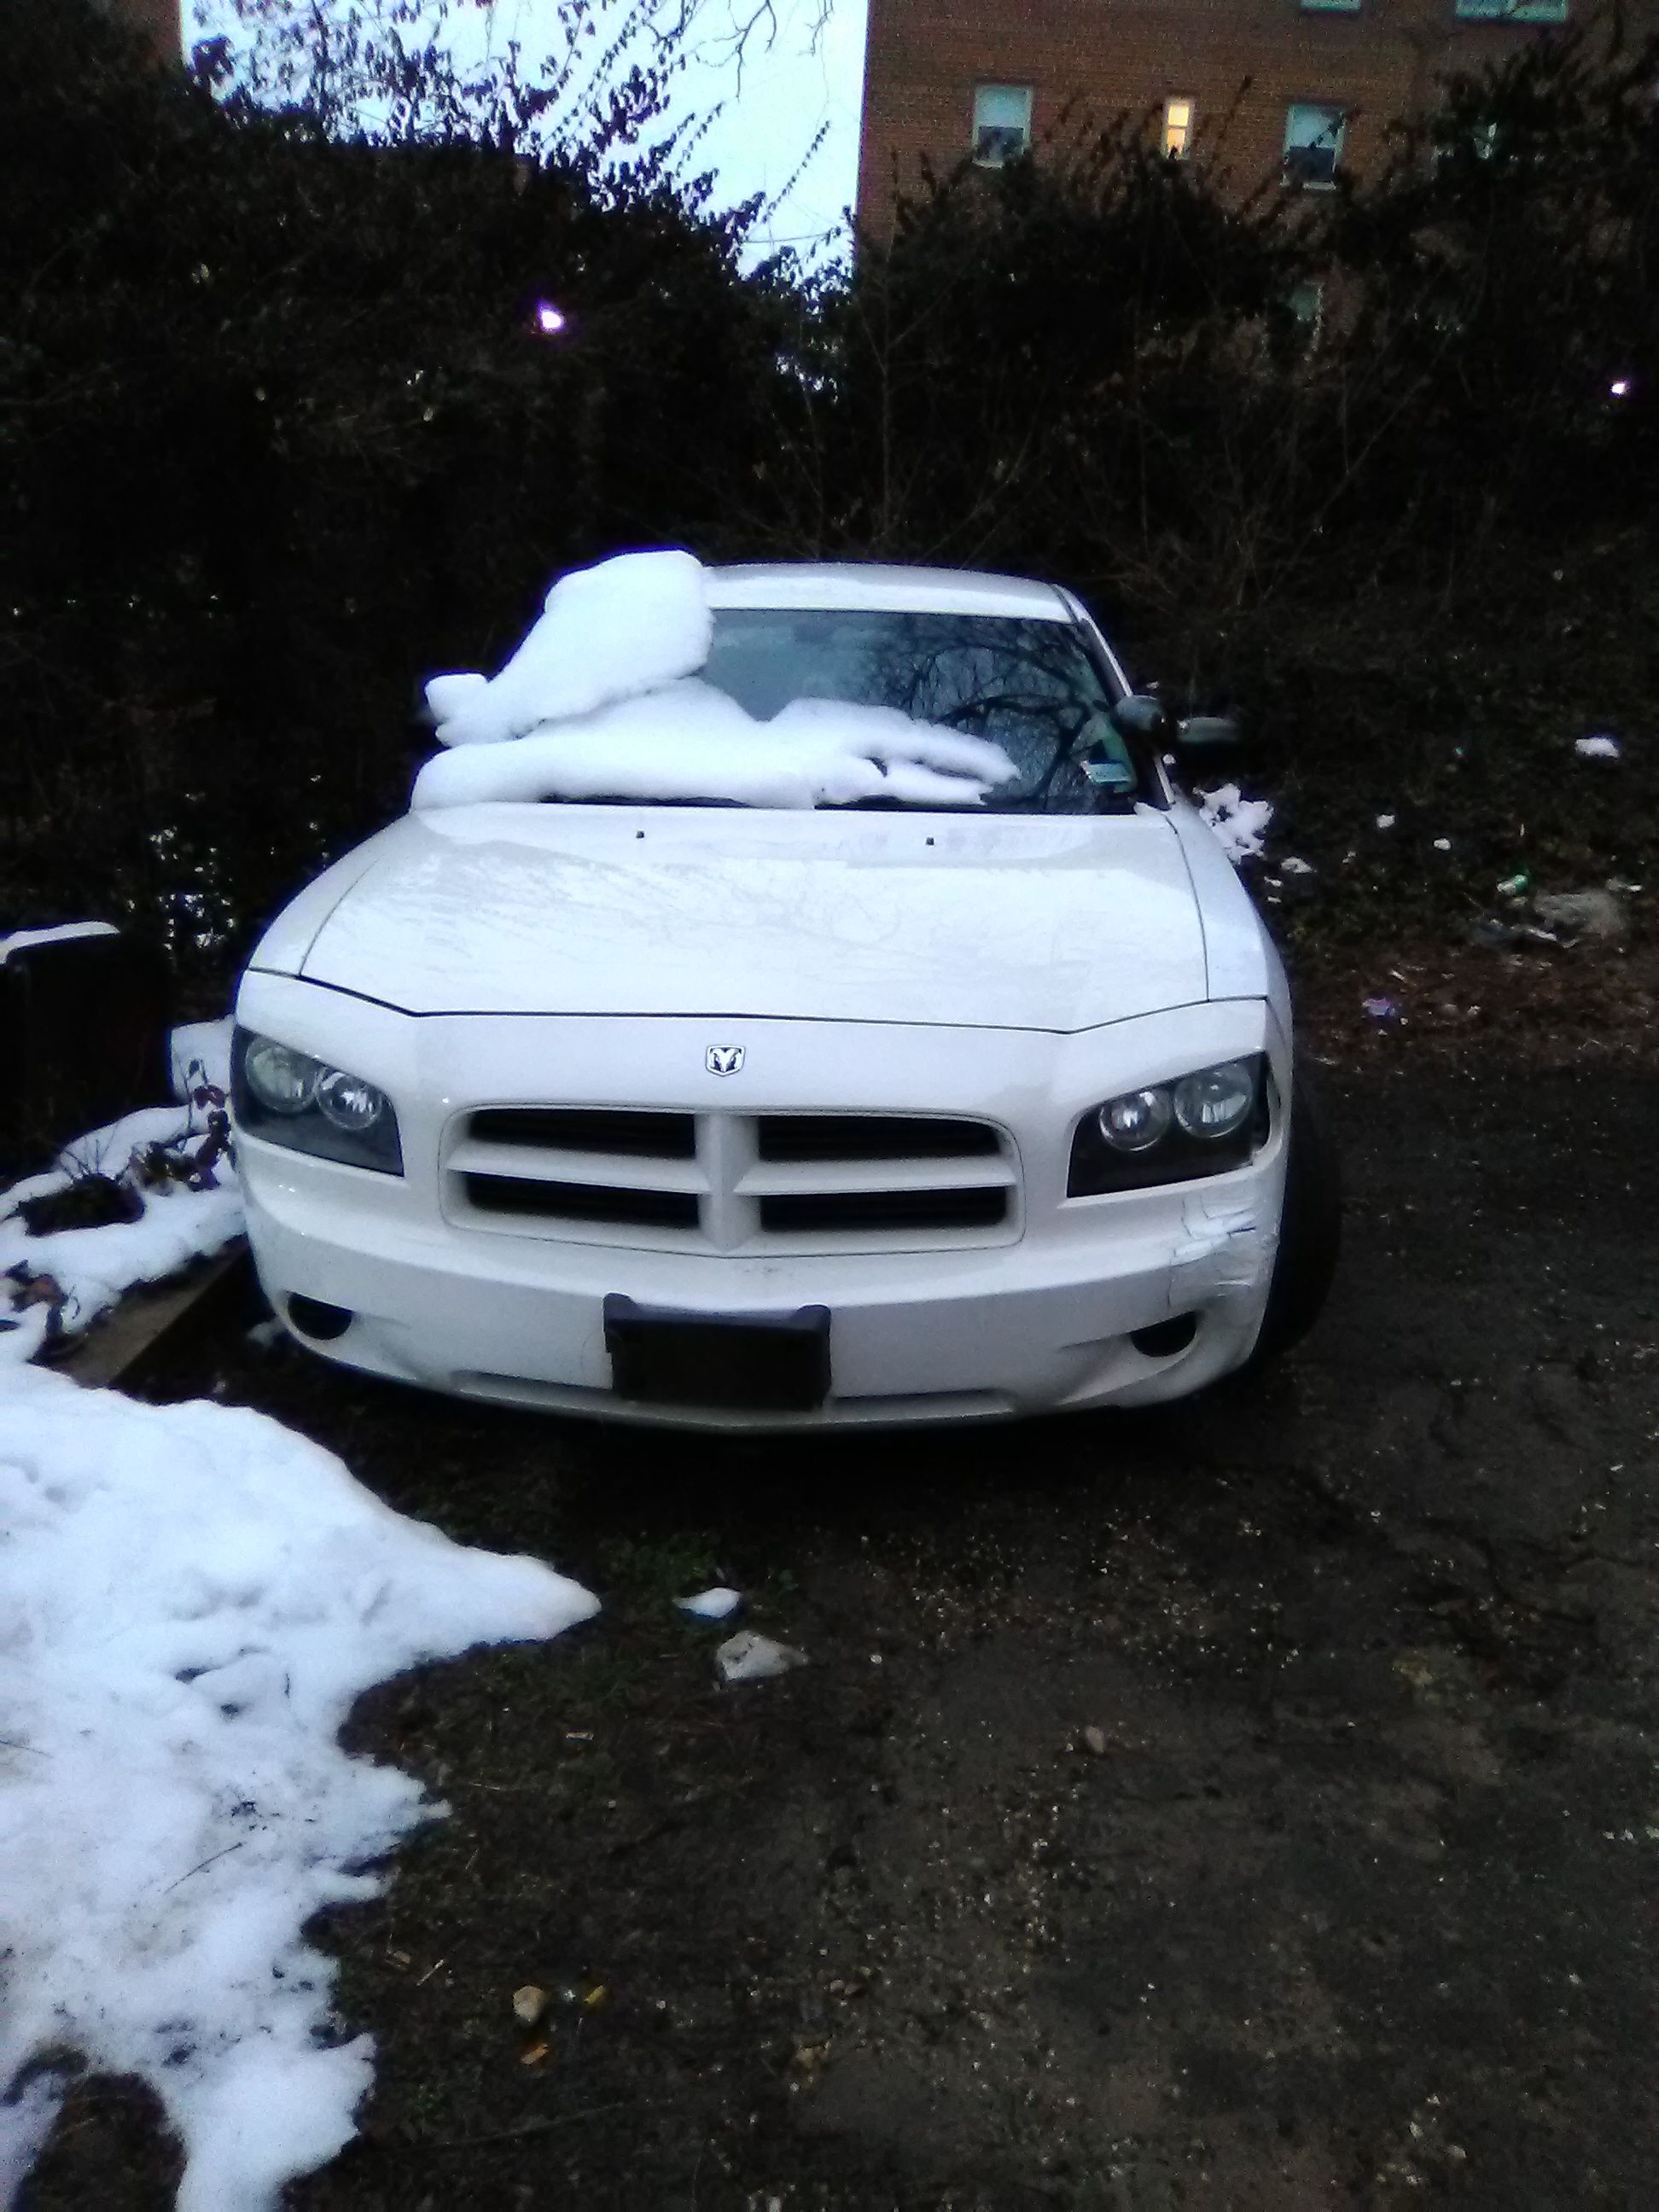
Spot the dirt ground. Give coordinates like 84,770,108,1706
24,945,1659,2212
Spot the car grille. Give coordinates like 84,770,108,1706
444,1107,1020,1252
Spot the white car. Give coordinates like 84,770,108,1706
233,560,1338,1429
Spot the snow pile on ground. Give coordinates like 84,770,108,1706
1198,783,1275,864
413,678,1018,813
0,1361,597,2210
426,550,714,748
0,1100,241,1366
1575,734,1622,761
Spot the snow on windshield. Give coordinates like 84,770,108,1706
413,679,1018,812
0,1361,596,2209
425,549,713,747
414,552,1019,812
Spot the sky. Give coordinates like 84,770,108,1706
186,3,871,265
660,1,871,261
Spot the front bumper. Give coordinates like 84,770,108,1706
235,975,1289,1429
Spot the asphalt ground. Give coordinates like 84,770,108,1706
23,952,1659,2211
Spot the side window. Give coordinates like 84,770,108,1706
1283,102,1348,188
973,84,1034,167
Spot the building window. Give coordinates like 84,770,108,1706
1289,281,1325,337
1283,102,1348,188
1302,0,1362,11
1453,0,1567,17
1163,97,1195,158
973,84,1033,166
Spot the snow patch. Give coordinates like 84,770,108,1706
171,1017,234,1103
0,922,119,963
1197,784,1274,864
425,550,713,748
677,1587,742,1621
0,1363,597,2210
1279,856,1315,877
1,1101,242,1365
1575,735,1622,761
412,679,1017,814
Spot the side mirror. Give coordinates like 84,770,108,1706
1109,694,1168,742
1174,715,1242,752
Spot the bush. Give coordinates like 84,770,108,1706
5,3,1656,980
0,0,790,982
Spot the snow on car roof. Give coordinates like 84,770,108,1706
705,562,1074,622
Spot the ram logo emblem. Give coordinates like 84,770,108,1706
705,1044,746,1077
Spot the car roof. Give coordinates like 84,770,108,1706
705,562,1074,623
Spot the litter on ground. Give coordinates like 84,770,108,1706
716,1632,808,1685
1532,888,1628,941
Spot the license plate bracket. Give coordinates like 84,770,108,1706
602,1295,831,1413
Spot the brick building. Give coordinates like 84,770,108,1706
856,0,1610,235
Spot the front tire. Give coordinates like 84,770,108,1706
1249,1062,1342,1370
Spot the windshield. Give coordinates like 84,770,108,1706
700,609,1138,813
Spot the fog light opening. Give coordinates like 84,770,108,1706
288,1294,354,1342
1131,1313,1199,1360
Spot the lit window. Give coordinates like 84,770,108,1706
1454,0,1567,18
1163,97,1194,158
1289,281,1325,335
1302,0,1362,12
1283,102,1348,188
973,84,1033,166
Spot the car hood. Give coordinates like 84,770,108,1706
265,805,1213,1033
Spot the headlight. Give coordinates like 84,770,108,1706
231,1027,403,1175
1070,1055,1269,1194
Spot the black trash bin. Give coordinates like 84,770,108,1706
0,925,173,1174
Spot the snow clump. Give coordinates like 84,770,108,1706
1198,783,1275,864
425,550,714,748
0,1361,597,2210
1575,735,1622,761
413,681,1016,813
677,1587,742,1621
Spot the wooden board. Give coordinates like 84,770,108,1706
59,1246,253,1390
